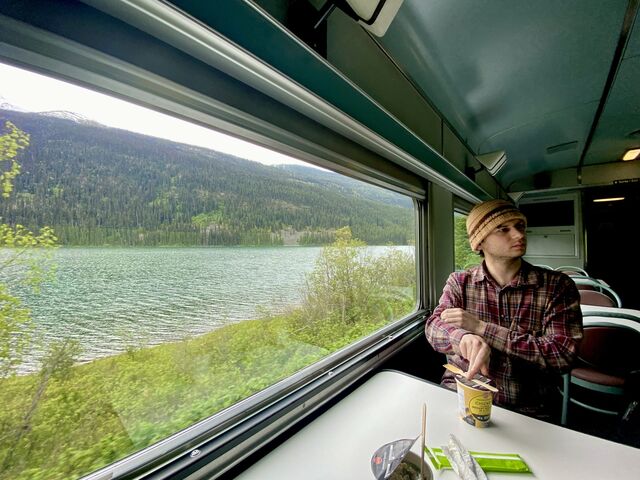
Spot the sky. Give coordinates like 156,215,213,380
0,62,310,167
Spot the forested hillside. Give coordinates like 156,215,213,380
0,109,414,246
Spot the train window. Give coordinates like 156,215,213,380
0,63,417,479
454,211,479,270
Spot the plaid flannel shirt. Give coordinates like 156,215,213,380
425,261,583,415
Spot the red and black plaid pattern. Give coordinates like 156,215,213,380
425,261,583,415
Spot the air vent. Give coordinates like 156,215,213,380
628,128,640,138
546,141,578,154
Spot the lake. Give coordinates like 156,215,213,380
7,245,412,372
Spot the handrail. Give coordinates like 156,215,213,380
570,275,610,288
582,310,640,323
534,264,554,270
555,265,588,276
573,277,622,307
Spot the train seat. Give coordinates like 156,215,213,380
571,277,622,307
579,289,620,308
561,324,640,425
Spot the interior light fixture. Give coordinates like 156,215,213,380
622,148,640,161
477,150,507,175
593,197,625,202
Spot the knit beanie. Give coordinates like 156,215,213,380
466,199,526,252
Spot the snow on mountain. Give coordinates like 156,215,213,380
0,96,29,113
0,97,102,126
38,110,102,126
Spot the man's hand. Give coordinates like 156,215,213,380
441,308,485,335
459,334,491,379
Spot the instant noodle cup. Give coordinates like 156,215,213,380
455,375,493,428
371,437,432,479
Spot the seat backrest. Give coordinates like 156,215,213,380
556,265,588,276
534,264,553,270
573,279,622,307
579,290,617,307
579,325,640,374
572,275,605,291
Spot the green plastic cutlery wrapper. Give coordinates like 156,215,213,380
425,447,531,473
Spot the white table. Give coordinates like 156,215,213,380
236,371,640,479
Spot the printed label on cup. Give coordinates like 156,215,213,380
456,376,494,428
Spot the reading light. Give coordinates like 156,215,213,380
622,148,640,161
593,197,625,203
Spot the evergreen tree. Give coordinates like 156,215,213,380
0,109,415,247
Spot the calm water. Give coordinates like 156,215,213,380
8,246,411,372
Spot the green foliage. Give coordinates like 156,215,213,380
0,121,29,198
0,109,414,247
454,212,480,270
302,227,415,329
0,284,31,378
0,120,70,477
0,121,59,379
0,229,416,480
0,224,58,291
298,229,335,245
191,206,225,228
0,339,82,473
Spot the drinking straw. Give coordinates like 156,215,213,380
421,403,426,479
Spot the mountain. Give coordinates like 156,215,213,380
39,110,103,127
0,109,413,246
0,96,28,113
277,165,413,208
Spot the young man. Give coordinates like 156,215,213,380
425,199,583,419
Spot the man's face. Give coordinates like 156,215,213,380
478,218,527,260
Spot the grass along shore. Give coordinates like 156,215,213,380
0,232,415,479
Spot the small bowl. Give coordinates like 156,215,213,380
389,450,433,480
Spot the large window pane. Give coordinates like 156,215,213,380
0,63,417,479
